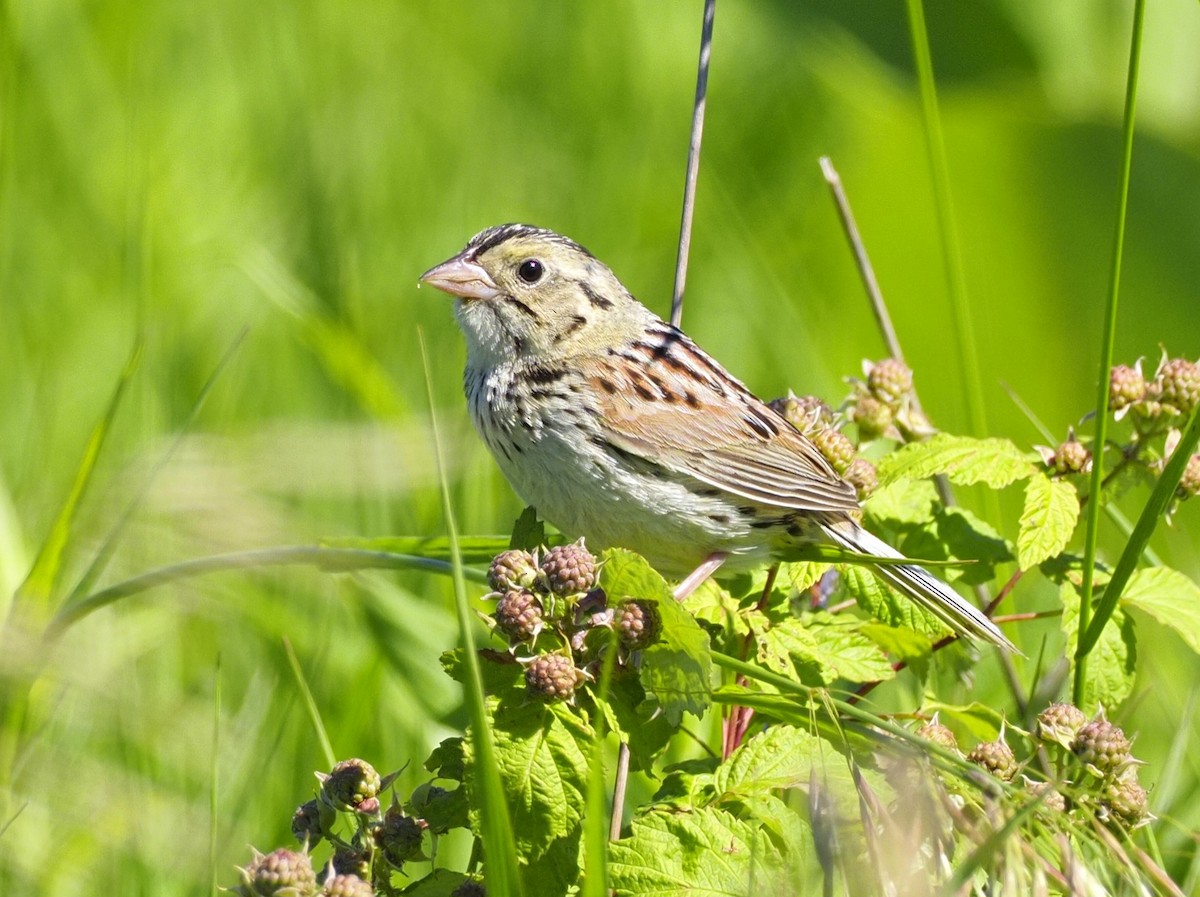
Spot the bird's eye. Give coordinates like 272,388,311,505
517,259,544,284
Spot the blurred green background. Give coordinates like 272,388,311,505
2,0,1199,892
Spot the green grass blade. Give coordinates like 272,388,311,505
581,638,618,896
419,330,522,897
904,0,986,440
66,329,247,605
209,654,222,897
11,339,143,619
1074,0,1148,689
284,637,336,768
1079,407,1199,655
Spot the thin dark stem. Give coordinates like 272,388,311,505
670,0,715,328
608,742,630,841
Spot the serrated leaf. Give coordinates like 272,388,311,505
842,565,951,640
864,477,939,526
899,506,1012,586
859,622,933,662
601,550,712,724
714,724,822,796
595,674,675,772
683,580,750,637
1061,581,1136,713
1017,474,1079,569
876,434,1036,489
471,698,590,864
755,617,894,686
781,562,829,596
399,869,472,896
1121,566,1200,656
609,806,794,897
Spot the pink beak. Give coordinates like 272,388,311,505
419,255,503,301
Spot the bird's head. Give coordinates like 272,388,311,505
421,224,651,366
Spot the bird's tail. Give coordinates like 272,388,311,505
821,520,1016,652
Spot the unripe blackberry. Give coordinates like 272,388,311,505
525,653,585,701
844,457,878,499
487,549,540,593
967,739,1018,782
320,759,380,813
493,589,544,643
812,428,856,475
374,805,425,867
867,358,914,405
329,847,370,880
769,393,832,436
852,395,893,439
291,800,323,847
1037,702,1087,749
321,875,374,897
1026,780,1067,814
1177,454,1200,500
915,721,959,753
1105,779,1149,826
1109,364,1146,411
615,600,661,649
1050,438,1091,475
451,880,486,897
1158,358,1200,414
540,542,597,597
238,848,317,897
1072,719,1132,777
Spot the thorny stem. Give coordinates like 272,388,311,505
670,0,716,328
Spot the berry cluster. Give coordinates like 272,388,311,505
770,392,878,499
233,758,481,896
910,703,1150,829
484,541,661,703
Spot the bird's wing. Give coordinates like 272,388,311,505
577,336,860,515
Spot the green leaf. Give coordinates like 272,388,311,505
898,506,1012,585
754,616,894,686
510,507,546,551
1121,566,1200,656
714,724,821,796
859,622,933,662
781,562,829,596
1017,474,1079,569
863,477,939,526
876,434,1036,489
601,550,712,724
919,701,1006,743
609,806,793,897
683,580,750,637
594,674,675,772
400,869,473,896
1061,581,1136,712
842,565,950,640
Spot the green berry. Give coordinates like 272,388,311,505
1105,779,1149,826
1109,364,1146,411
488,549,540,593
525,653,584,701
1051,438,1091,475
812,428,856,475
291,800,323,848
915,721,959,753
844,457,878,499
1037,702,1087,749
540,542,597,596
320,759,381,813
769,393,833,435
321,874,374,897
1158,358,1200,415
493,589,544,643
852,395,893,439
1177,454,1200,500
967,739,1018,782
615,600,660,649
238,848,317,897
374,804,425,867
1072,719,1132,778
1026,780,1067,814
867,358,914,405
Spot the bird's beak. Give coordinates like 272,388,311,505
419,254,502,301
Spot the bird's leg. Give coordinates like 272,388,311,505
673,552,728,601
